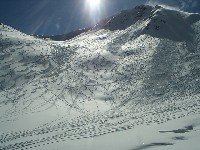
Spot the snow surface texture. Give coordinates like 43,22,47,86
1,5,200,150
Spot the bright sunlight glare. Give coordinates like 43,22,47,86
87,0,101,9
84,0,105,24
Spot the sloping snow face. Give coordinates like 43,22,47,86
1,5,200,150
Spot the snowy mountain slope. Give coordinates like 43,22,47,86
93,5,155,30
1,5,200,150
0,24,52,90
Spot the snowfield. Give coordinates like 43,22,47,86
0,5,200,150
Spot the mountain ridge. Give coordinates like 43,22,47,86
41,4,200,41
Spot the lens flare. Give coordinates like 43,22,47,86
84,0,106,24
87,0,101,9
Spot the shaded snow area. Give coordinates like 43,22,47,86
1,5,200,150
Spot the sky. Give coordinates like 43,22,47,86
0,0,200,36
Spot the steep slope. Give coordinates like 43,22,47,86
1,5,200,150
93,5,154,30
0,23,53,90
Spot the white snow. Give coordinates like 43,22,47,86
1,5,200,150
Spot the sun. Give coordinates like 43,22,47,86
84,0,104,23
87,0,101,8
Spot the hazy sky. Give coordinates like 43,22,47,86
0,0,199,35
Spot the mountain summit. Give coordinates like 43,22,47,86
1,5,200,150
94,4,200,41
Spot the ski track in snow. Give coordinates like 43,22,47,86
1,5,200,150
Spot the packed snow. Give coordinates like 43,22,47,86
0,5,200,150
